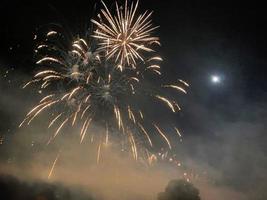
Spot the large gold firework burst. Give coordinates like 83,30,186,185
91,0,160,70
20,1,189,166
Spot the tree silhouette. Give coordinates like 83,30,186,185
158,179,201,200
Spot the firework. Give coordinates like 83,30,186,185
20,0,188,162
48,152,60,179
91,0,160,69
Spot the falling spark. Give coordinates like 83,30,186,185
155,95,176,113
53,118,68,139
47,31,57,37
48,152,60,179
105,124,109,145
36,57,62,65
163,84,187,94
48,113,63,128
138,123,153,147
80,118,92,144
178,79,190,87
154,124,172,149
97,143,102,164
174,127,182,137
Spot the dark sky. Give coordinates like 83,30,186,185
1,0,267,199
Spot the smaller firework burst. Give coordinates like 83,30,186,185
91,0,160,70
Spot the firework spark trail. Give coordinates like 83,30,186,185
80,118,92,144
27,100,59,125
105,123,109,145
174,127,182,138
129,131,138,160
163,85,187,94
20,0,188,163
178,79,190,87
153,124,172,149
48,113,64,128
53,117,69,139
97,143,102,164
155,95,176,113
138,123,153,147
48,152,60,179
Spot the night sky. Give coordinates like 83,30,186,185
1,1,267,199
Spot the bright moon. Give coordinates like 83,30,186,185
211,75,221,83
